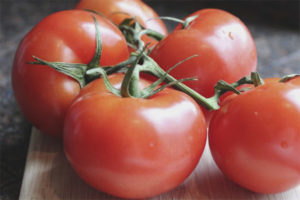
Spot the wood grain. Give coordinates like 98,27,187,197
19,128,300,200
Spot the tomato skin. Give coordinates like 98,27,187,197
75,0,168,51
289,76,300,85
64,74,207,199
150,9,257,121
12,10,129,137
209,80,300,193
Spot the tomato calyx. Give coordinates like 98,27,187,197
30,56,88,87
118,18,165,51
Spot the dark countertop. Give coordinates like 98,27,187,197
0,0,299,199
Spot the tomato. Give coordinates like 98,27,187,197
150,9,257,122
209,77,300,193
75,0,168,50
12,10,129,138
64,73,207,199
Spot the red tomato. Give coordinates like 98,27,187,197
150,9,257,121
12,10,129,138
75,0,168,51
209,77,300,193
64,74,207,199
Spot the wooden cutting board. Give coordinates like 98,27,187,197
19,128,300,200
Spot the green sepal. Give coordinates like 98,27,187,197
156,15,198,29
86,67,121,96
86,54,138,81
138,54,219,110
30,56,87,88
141,77,197,99
157,16,184,25
207,74,255,106
140,54,198,97
279,74,300,82
118,17,164,52
120,48,146,97
182,15,198,29
88,15,102,69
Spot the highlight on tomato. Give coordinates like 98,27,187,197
150,8,257,122
209,75,300,194
12,10,129,138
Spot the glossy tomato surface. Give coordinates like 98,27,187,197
12,10,129,137
75,0,168,50
76,0,167,35
64,74,207,199
209,78,300,193
150,9,257,121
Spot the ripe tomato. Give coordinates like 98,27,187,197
12,10,129,138
75,0,168,50
209,77,300,193
64,74,207,199
150,9,257,121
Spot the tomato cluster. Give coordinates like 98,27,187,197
11,0,300,199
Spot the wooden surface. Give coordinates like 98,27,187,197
19,128,300,200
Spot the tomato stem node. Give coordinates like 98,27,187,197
251,72,264,86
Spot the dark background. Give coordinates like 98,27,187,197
0,0,299,199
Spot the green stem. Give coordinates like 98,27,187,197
157,15,198,29
88,67,121,96
141,29,165,41
251,72,264,86
279,74,300,82
158,16,185,25
140,55,219,110
86,54,137,81
128,65,141,97
135,29,164,51
119,20,165,51
207,74,258,104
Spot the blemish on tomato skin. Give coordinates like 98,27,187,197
281,141,288,149
149,142,155,148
